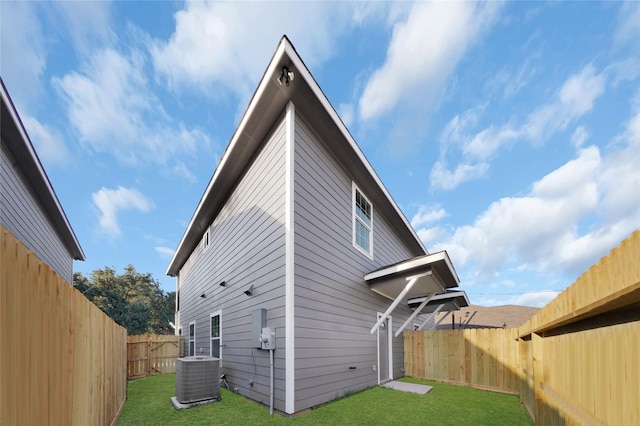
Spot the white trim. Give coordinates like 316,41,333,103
188,321,196,356
370,273,426,334
364,251,459,285
395,292,435,337
407,290,469,307
210,310,222,358
352,182,374,259
417,304,445,330
376,313,393,384
284,101,296,414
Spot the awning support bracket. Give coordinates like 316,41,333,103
417,303,445,330
370,273,427,334
395,292,435,337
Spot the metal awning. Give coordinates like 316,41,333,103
408,290,470,313
365,251,460,334
408,290,470,331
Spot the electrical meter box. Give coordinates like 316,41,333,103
260,327,276,350
251,308,267,348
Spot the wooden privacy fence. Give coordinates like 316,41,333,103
405,229,640,426
127,334,181,379
0,227,127,426
405,328,520,394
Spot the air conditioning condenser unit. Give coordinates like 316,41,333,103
175,356,220,404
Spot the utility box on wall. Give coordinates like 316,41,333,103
260,327,276,350
251,308,267,348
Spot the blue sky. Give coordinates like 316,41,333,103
2,1,638,307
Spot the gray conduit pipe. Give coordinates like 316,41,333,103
269,348,274,415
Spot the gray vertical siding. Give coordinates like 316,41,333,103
176,116,288,412
292,113,417,412
1,140,73,282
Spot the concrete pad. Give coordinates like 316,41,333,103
170,396,221,410
382,380,432,395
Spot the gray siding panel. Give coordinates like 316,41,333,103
293,113,416,411
0,140,73,282
176,117,288,412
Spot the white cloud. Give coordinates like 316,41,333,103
411,204,447,228
472,289,558,308
150,1,361,99
155,246,175,260
421,103,640,281
21,116,70,167
615,1,640,48
53,48,210,167
338,103,354,128
430,161,489,191
432,65,607,191
570,126,589,148
92,186,154,236
522,65,605,143
511,291,559,308
358,1,503,121
53,1,113,54
447,147,600,274
169,162,198,183
0,2,46,106
462,125,519,161
416,227,446,248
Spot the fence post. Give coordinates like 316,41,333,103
147,335,151,377
532,332,544,424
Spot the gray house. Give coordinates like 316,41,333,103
1,78,84,282
167,37,460,415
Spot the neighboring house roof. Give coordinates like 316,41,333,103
167,36,425,276
435,304,539,329
0,78,85,261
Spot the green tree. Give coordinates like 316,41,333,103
73,265,175,335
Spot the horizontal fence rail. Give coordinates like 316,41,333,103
1,227,127,426
405,230,640,426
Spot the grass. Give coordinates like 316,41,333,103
117,374,533,425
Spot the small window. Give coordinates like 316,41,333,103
353,183,373,258
189,321,196,356
210,311,222,358
202,228,210,252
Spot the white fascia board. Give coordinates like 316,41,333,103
166,42,288,276
408,290,469,305
365,251,455,282
281,42,426,255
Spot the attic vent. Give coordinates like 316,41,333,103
175,356,220,403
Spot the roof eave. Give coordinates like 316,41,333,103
167,36,427,276
0,78,85,261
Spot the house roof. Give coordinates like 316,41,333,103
407,290,470,313
364,251,460,301
166,36,425,276
0,78,85,261
435,304,539,329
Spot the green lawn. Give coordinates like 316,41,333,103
117,374,532,425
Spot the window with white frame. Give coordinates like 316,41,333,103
353,183,373,258
210,311,222,358
202,228,210,252
189,321,196,356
